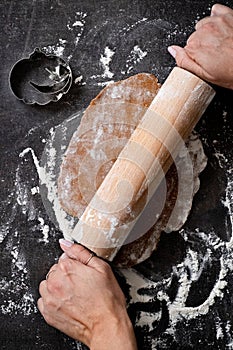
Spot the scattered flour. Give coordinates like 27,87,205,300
0,231,37,316
42,38,67,57
74,75,83,84
38,217,50,243
72,20,84,27
42,11,87,62
0,290,38,316
31,186,39,195
19,130,77,241
90,46,115,85
100,46,115,79
121,140,233,347
121,17,148,33
215,316,224,340
121,45,148,74
67,11,87,31
67,11,87,46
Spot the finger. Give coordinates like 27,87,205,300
37,297,44,315
38,281,50,310
45,263,58,281
59,239,107,271
45,269,56,281
211,3,233,16
58,252,68,262
39,279,48,296
59,239,94,264
167,45,206,79
195,5,233,32
59,239,76,258
60,239,97,265
195,16,213,30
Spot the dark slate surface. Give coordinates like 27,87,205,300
0,0,233,349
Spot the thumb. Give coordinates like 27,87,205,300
59,238,105,270
167,45,204,79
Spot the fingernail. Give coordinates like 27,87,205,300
168,46,177,58
59,238,74,248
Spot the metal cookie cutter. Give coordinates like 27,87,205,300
9,48,72,105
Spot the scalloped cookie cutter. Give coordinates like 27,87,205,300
9,48,73,105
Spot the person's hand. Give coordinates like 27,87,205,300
37,240,137,350
168,4,233,89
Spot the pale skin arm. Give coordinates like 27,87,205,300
38,240,137,350
168,4,233,89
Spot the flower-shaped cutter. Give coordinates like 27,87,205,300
9,48,73,105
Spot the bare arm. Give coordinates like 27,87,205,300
168,4,233,89
38,240,137,350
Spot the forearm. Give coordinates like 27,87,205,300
90,310,138,350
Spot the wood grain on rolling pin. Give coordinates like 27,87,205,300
72,67,215,260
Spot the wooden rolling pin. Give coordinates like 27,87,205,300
71,67,215,260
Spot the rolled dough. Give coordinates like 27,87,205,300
57,73,207,267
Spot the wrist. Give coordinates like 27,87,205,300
90,309,137,350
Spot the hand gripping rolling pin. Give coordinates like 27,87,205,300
71,67,215,260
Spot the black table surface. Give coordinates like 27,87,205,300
1,0,233,349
